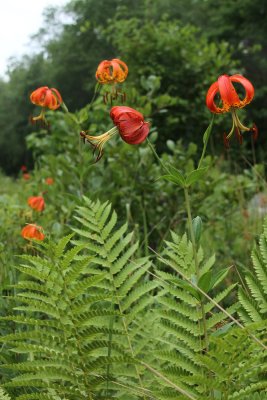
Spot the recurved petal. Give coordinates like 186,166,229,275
21,224,45,241
110,106,144,123
111,59,128,82
30,86,48,105
230,74,254,108
117,119,144,136
218,74,241,110
121,123,150,145
51,88,63,105
206,81,225,113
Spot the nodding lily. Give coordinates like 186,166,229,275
45,177,54,185
80,106,150,161
96,59,128,84
28,196,45,212
30,86,62,123
22,173,31,180
21,224,45,241
206,74,257,145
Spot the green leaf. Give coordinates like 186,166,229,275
161,164,186,187
210,268,230,290
175,278,201,300
185,167,208,187
198,270,212,293
161,174,185,187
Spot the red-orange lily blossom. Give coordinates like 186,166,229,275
80,106,150,161
30,86,62,123
96,59,128,84
22,173,31,180
45,177,54,185
21,224,45,241
206,74,257,146
28,196,45,212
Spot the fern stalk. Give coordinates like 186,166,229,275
184,187,209,353
118,300,148,399
141,196,149,257
95,207,148,400
52,250,94,400
107,271,148,400
141,361,197,399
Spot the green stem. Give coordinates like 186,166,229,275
106,305,114,397
141,361,197,400
146,138,169,173
141,196,149,257
198,115,214,169
184,187,209,354
88,82,101,109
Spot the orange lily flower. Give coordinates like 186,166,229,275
96,59,128,84
45,177,54,185
28,196,45,212
21,224,45,241
206,74,257,145
22,173,31,180
81,106,150,161
30,86,62,123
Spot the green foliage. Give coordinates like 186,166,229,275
149,232,238,398
238,217,267,323
0,198,156,399
0,388,11,400
196,327,267,399
1,196,267,399
0,0,239,173
103,16,236,147
0,2,266,398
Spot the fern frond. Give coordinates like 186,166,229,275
152,232,238,397
2,198,155,399
239,217,267,323
0,388,11,400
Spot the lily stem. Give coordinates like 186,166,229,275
184,187,209,353
146,138,169,173
198,115,214,169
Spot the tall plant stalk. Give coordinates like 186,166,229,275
184,187,209,352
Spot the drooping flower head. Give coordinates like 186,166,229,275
110,106,150,144
28,196,45,212
96,59,128,84
206,74,256,146
96,59,128,104
22,173,31,180
21,224,45,241
30,86,62,124
20,165,27,172
45,177,54,185
80,106,150,161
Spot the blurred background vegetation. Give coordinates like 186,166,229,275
0,0,267,289
1,0,266,173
